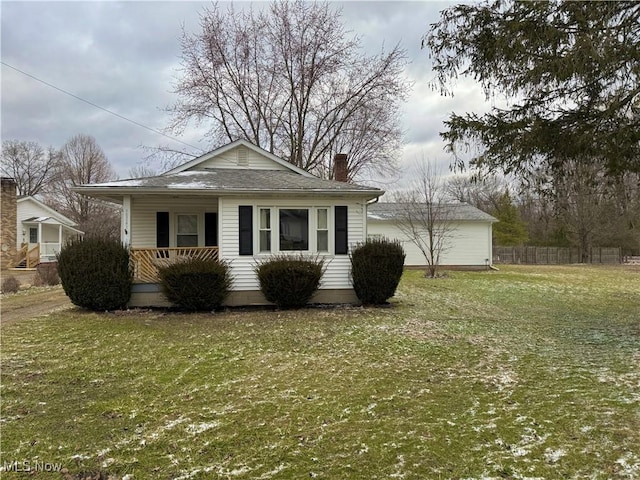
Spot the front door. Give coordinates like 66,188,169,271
28,227,38,247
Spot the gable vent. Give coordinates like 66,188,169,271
237,147,249,166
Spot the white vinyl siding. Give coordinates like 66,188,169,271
220,197,366,291
129,196,218,247
16,198,77,248
197,145,290,171
367,219,493,267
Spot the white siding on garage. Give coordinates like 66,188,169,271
197,145,290,171
220,196,366,291
367,219,493,267
130,196,219,247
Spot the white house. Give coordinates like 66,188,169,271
74,139,383,307
367,202,497,269
14,196,84,267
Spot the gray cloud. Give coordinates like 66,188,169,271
1,1,487,182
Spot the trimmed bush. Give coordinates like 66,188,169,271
1,276,21,294
256,255,324,309
33,263,60,286
158,258,231,311
350,237,405,305
57,237,132,311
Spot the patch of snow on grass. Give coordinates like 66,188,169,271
616,453,640,478
186,421,220,434
544,448,566,463
256,463,288,479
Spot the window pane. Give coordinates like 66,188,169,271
177,235,198,247
317,230,328,252
260,231,271,252
260,208,270,229
279,209,309,251
177,214,198,234
29,228,38,244
317,209,327,230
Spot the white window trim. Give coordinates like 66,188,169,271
254,206,333,255
173,212,202,248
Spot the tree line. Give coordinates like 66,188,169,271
1,135,120,238
3,0,639,257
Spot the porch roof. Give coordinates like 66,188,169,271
74,168,383,202
22,217,85,234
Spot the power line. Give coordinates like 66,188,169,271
1,61,205,153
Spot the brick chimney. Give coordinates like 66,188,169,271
333,153,348,183
0,177,17,269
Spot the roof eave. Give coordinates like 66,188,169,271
73,186,384,199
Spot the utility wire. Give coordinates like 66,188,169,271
1,61,205,153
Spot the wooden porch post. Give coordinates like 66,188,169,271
122,195,132,247
58,224,63,248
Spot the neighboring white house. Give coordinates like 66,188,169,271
367,202,497,269
74,139,384,307
15,196,84,267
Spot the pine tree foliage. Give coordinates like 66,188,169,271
492,190,528,246
424,1,640,178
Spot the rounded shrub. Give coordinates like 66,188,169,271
158,258,231,311
33,263,60,286
1,275,21,294
57,237,132,311
350,237,405,305
256,254,324,309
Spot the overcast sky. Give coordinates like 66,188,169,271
1,1,489,184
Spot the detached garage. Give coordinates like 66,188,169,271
367,202,497,269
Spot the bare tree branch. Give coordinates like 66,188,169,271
1,140,60,197
391,160,458,277
168,0,409,180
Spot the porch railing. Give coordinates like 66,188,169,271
26,244,40,268
130,247,220,283
40,242,62,257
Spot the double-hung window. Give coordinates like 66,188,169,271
316,208,329,252
176,214,198,247
259,208,271,252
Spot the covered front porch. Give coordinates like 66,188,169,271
11,218,83,268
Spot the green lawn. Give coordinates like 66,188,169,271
1,265,639,479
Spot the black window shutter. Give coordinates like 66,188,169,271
205,212,218,247
334,206,348,255
156,212,170,248
238,206,253,255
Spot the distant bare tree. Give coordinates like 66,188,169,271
0,140,60,196
446,173,507,213
170,0,409,180
46,134,120,238
393,160,457,277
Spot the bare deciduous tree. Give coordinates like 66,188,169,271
0,140,60,196
446,173,507,213
170,0,409,180
393,161,457,278
46,134,120,238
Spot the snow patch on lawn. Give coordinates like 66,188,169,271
186,421,220,434
616,453,640,478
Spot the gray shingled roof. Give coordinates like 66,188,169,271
76,169,382,196
368,202,497,222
